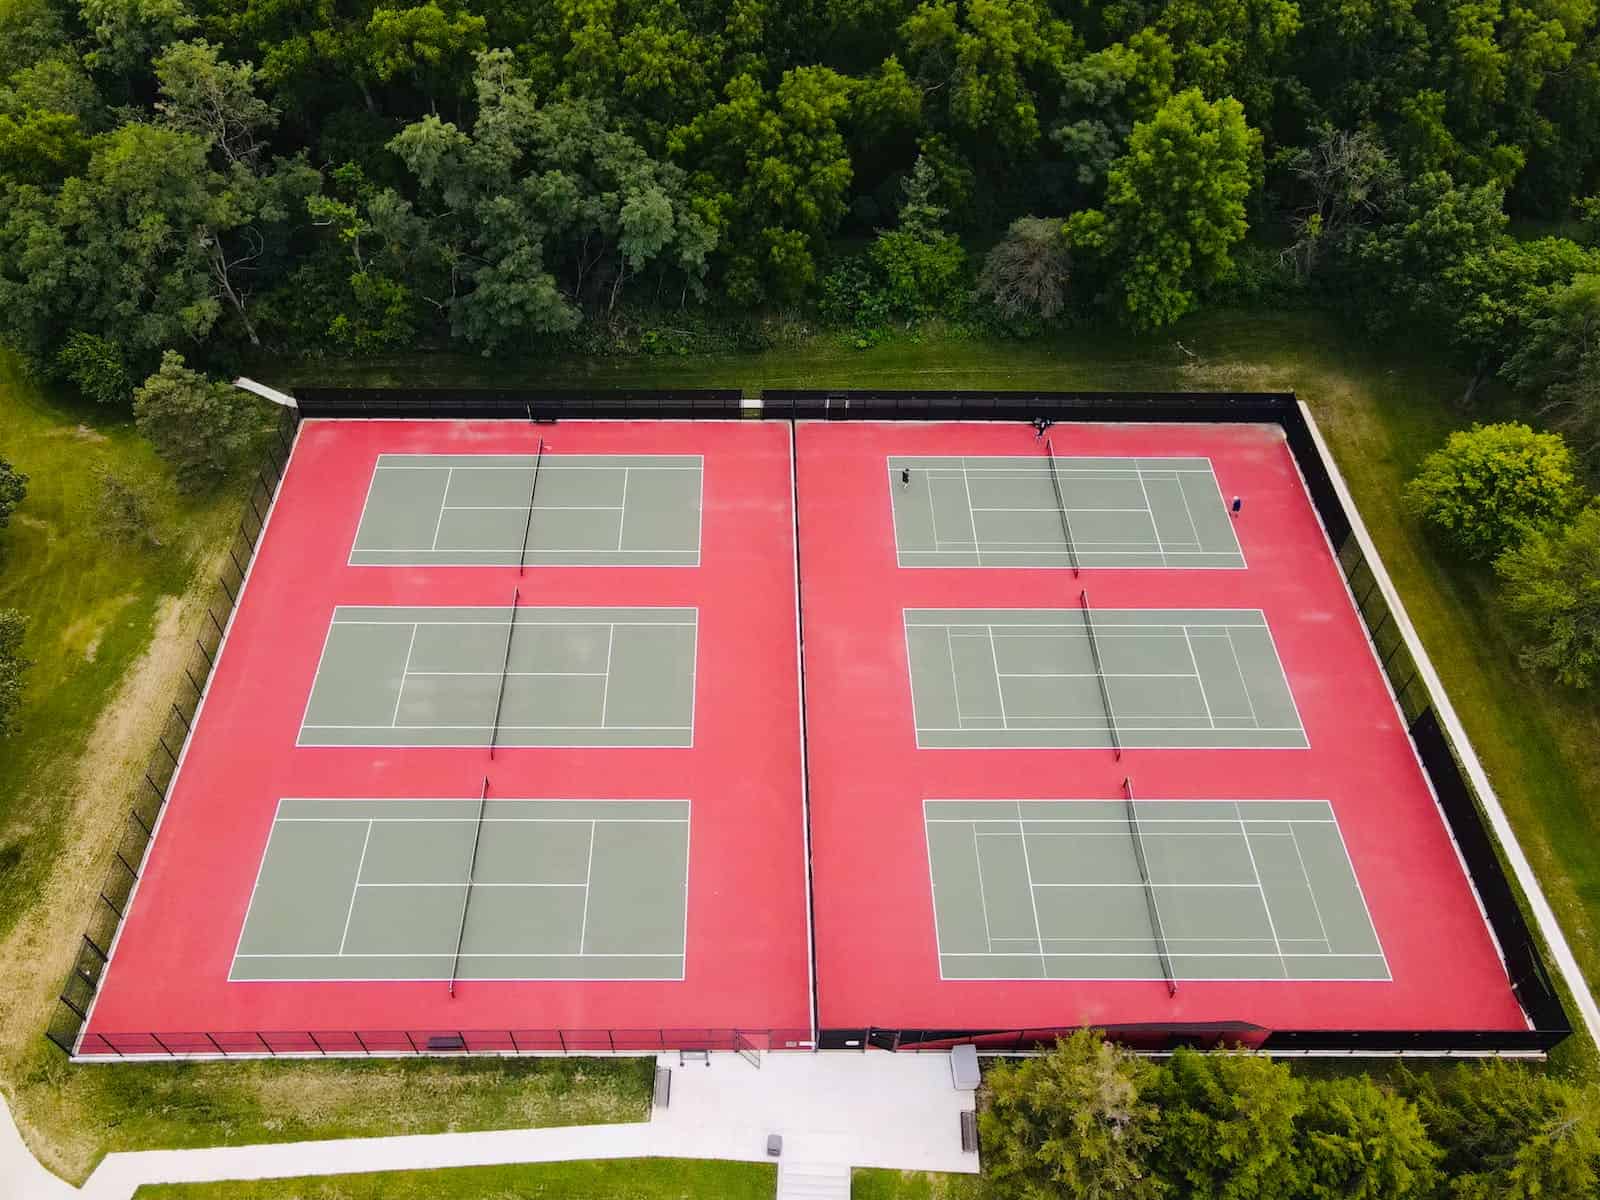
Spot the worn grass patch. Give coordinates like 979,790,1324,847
0,360,651,1184
133,1157,775,1199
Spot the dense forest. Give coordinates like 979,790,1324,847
3,0,1600,389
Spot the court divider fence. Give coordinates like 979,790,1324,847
47,387,1573,1059
45,405,301,1058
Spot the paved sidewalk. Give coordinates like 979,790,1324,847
4,1052,977,1199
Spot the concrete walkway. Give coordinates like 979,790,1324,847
3,1052,977,1199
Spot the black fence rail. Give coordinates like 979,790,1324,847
74,1027,814,1058
821,1023,1270,1054
47,407,301,1058
295,388,743,420
761,389,1297,423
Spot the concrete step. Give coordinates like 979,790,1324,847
775,1161,851,1200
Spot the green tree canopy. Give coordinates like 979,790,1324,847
1496,499,1600,687
1403,422,1582,560
0,457,27,530
981,1030,1160,1200
1068,88,1261,330
132,351,253,490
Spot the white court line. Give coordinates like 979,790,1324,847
1285,824,1334,949
1182,628,1217,730
971,826,995,950
616,468,629,551
599,624,615,727
336,821,374,954
1221,628,1263,728
389,624,418,728
986,624,1009,730
943,627,966,728
959,459,983,566
578,821,597,954
1017,825,1049,974
1235,804,1289,979
1132,463,1167,566
428,468,453,549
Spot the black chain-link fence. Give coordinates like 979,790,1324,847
47,407,300,1056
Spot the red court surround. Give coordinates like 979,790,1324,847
83,416,1530,1054
796,420,1527,1037
83,420,811,1050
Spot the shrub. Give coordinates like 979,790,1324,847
93,466,162,549
1403,422,1581,560
0,609,29,737
978,216,1072,320
55,331,133,405
870,228,968,319
0,456,26,530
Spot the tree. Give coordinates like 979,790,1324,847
1282,128,1399,282
55,331,132,405
80,0,197,80
1298,1076,1440,1200
979,216,1071,320
868,155,967,318
1503,273,1600,461
0,458,27,530
1408,1059,1600,1198
132,351,252,490
0,610,29,737
1403,422,1581,560
154,40,278,169
981,1030,1160,1200
1148,1048,1305,1200
1496,500,1600,687
1068,89,1262,330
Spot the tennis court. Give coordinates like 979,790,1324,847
923,799,1386,982
889,453,1243,569
904,606,1306,749
232,799,689,982
350,452,703,566
298,605,697,748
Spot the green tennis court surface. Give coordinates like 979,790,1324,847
924,799,1385,982
350,453,703,566
889,455,1243,569
905,607,1305,749
231,799,689,981
299,605,696,748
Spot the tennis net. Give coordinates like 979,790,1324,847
1044,436,1080,576
448,775,491,997
517,436,546,576
1079,588,1120,760
488,584,519,760
1123,777,1177,997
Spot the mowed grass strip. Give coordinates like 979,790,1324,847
0,358,650,1183
132,1158,776,1200
852,1168,988,1199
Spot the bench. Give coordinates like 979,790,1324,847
425,1034,466,1051
653,1066,671,1108
960,1110,978,1153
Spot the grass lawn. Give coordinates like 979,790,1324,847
852,1168,988,1199
0,358,651,1184
133,1158,777,1199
